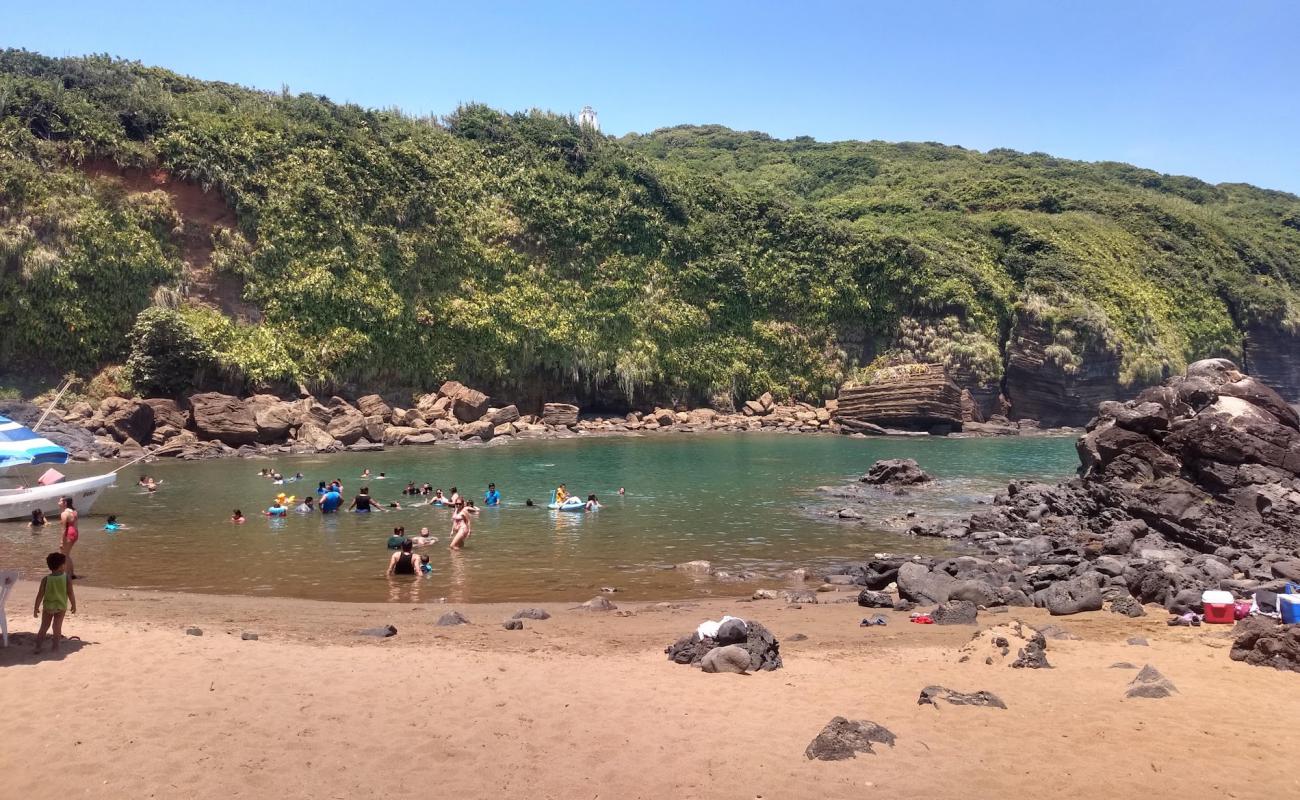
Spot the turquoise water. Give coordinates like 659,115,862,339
0,433,1077,602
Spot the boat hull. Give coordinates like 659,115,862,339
0,473,118,520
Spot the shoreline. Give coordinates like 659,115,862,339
3,581,1298,799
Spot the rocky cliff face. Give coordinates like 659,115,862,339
1243,324,1300,409
1003,313,1129,427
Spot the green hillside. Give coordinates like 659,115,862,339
2,51,1298,411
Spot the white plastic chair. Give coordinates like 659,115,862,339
0,570,18,647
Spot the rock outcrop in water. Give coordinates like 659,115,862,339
835,364,963,434
825,359,1300,615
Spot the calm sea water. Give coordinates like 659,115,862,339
0,433,1076,602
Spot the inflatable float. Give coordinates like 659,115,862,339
547,497,587,512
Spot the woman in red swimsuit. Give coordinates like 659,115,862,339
59,496,79,579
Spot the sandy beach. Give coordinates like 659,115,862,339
1,582,1297,800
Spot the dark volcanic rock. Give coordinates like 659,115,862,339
917,686,1006,709
1230,617,1300,672
1011,633,1052,669
1037,576,1104,616
857,589,895,608
665,620,782,672
1125,665,1177,699
804,717,897,760
861,458,933,486
931,600,978,625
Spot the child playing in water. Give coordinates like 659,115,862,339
33,552,75,653
419,554,432,575
103,515,126,532
231,509,246,523
30,509,46,528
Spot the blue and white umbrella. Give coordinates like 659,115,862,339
0,415,69,468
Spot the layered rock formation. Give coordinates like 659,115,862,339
1002,312,1125,427
835,364,962,434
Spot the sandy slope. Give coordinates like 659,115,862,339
2,583,1298,800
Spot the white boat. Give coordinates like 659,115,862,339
0,472,118,521
0,412,117,520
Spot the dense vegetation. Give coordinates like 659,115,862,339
2,51,1298,408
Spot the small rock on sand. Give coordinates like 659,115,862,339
1126,665,1177,699
805,717,897,760
787,633,809,642
437,612,470,626
578,596,617,612
1127,636,1149,646
700,644,752,674
513,608,551,620
917,686,1006,709
358,625,398,637
240,632,259,641
674,560,713,575
752,589,780,600
502,620,523,630
1110,662,1138,669
186,627,203,636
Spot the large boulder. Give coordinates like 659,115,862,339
541,403,580,427
416,394,451,421
325,400,367,445
487,405,521,426
452,387,491,423
143,398,186,430
295,421,339,451
1036,575,1104,616
245,394,297,442
356,394,393,422
896,562,953,604
187,393,258,445
96,397,155,444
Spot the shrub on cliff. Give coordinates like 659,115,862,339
122,307,215,395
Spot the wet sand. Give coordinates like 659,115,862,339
2,582,1298,799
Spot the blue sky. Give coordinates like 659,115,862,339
8,0,1299,192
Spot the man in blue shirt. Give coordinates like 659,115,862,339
320,487,343,513
485,483,501,507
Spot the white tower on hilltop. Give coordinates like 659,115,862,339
578,105,600,131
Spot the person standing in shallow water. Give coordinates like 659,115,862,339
484,483,501,507
58,496,79,579
387,540,417,576
449,499,471,550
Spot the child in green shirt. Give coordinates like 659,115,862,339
34,552,76,653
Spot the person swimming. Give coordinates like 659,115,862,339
419,554,432,574
386,526,407,549
409,527,438,547
231,509,246,523
585,494,601,511
103,515,125,532
361,469,372,480
265,500,287,517
30,509,46,528
431,489,447,506
295,496,315,513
